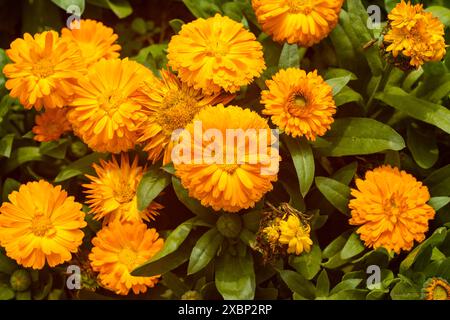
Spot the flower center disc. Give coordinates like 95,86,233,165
157,90,202,135
31,213,54,237
118,247,139,270
32,59,55,78
286,0,313,14
114,182,135,204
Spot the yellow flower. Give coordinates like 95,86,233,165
174,105,279,212
422,278,450,300
32,108,71,142
3,31,84,110
67,58,148,153
263,225,280,243
89,220,164,295
252,0,344,47
349,165,435,254
278,214,312,255
261,68,336,140
83,153,162,224
133,69,234,164
383,1,446,68
0,180,86,269
167,14,265,94
61,19,121,67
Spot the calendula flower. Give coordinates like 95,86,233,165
174,105,279,212
61,19,121,66
3,31,84,110
89,220,164,295
134,69,233,164
83,153,162,224
167,14,265,94
257,203,312,260
67,58,148,153
0,180,86,269
261,68,336,140
252,0,344,47
422,278,450,300
349,165,435,254
32,108,71,142
383,1,446,69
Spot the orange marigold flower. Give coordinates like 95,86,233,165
261,68,336,140
83,153,162,224
349,165,435,254
422,278,450,300
61,19,121,66
67,58,148,153
32,108,71,142
174,105,279,212
0,180,86,269
167,14,265,94
3,31,84,110
89,220,164,295
133,69,234,164
252,0,344,47
383,1,446,68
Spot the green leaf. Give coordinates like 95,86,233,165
1,147,43,174
131,18,146,35
39,139,69,160
100,0,132,18
0,284,14,300
132,239,193,277
188,228,223,275
400,227,447,273
172,176,216,224
182,0,221,18
279,270,315,299
332,161,357,185
0,251,17,274
51,0,85,13
137,167,171,211
429,197,450,211
424,164,450,197
323,231,351,259
161,272,190,297
330,279,362,295
215,248,255,300
328,289,368,300
314,117,405,157
169,19,184,33
222,2,243,22
278,43,300,69
283,136,314,197
326,75,352,96
33,272,53,300
54,152,107,183
2,178,20,203
289,244,322,280
376,87,450,134
334,86,363,107
316,270,330,298
315,177,351,215
390,281,420,300
148,218,197,263
340,232,365,260
0,134,14,158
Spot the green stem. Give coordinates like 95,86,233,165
366,63,394,114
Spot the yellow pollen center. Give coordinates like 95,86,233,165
383,193,407,223
204,40,229,57
118,248,139,270
288,93,309,116
99,91,125,113
219,164,239,174
114,182,135,204
286,0,313,14
157,90,202,135
32,59,54,78
432,285,449,300
31,213,54,237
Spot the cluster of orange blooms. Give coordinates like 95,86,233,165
0,1,444,296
